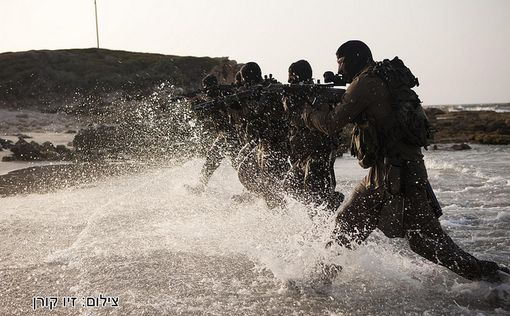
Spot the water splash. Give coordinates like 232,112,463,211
2,154,509,314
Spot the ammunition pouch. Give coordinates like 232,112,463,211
384,158,403,195
378,158,406,238
350,120,380,169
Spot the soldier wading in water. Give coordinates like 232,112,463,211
282,60,344,214
303,40,509,282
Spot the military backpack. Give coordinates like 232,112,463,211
373,57,434,149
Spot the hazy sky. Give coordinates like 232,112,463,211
1,0,509,105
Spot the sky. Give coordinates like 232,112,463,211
1,0,509,105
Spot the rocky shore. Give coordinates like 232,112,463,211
1,106,509,196
425,108,510,145
2,107,510,164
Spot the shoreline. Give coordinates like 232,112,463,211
1,106,509,197
0,161,148,198
0,142,505,198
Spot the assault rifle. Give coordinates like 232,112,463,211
323,71,347,86
170,84,237,103
191,85,263,112
265,82,346,105
191,82,346,112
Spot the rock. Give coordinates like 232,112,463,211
8,138,73,161
55,145,73,159
498,127,510,135
485,120,507,133
476,134,510,145
14,133,32,139
15,113,29,119
451,143,471,150
1,155,15,162
0,138,14,149
41,141,56,151
426,108,510,145
72,124,124,159
10,138,42,160
424,107,446,117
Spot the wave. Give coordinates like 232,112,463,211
425,103,510,113
2,158,509,314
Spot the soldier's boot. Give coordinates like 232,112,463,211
479,261,510,283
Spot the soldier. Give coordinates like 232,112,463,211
303,40,508,282
188,74,242,193
282,60,344,213
234,62,289,208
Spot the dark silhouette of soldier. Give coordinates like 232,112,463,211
304,40,509,282
282,60,344,213
234,62,289,208
188,74,242,193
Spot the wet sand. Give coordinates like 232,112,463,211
0,162,148,197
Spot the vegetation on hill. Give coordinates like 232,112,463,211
0,48,239,111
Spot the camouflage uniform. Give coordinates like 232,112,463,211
282,91,342,212
193,87,242,186
235,86,289,208
199,123,242,185
305,63,505,281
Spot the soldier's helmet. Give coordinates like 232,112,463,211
240,62,262,85
288,60,313,84
202,74,218,90
202,74,220,98
336,40,373,83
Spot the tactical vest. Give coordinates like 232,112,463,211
350,113,380,169
351,57,433,168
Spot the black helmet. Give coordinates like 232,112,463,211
288,60,313,84
202,74,218,89
336,40,373,83
240,62,262,84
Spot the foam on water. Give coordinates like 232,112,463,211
1,146,509,315
425,103,510,113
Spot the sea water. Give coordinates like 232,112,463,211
424,103,510,113
0,144,509,315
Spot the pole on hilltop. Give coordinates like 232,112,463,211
94,0,100,48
